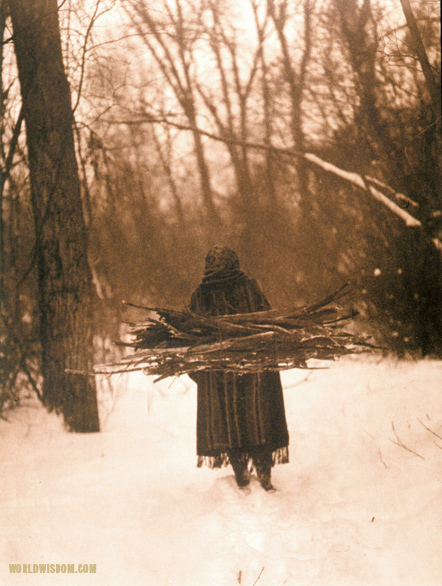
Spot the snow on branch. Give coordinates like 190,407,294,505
104,116,442,249
304,154,422,228
363,175,419,209
432,238,442,253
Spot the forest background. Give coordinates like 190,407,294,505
0,0,441,430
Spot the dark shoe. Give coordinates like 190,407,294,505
236,472,251,488
252,448,274,491
233,465,250,488
229,455,250,488
256,468,274,491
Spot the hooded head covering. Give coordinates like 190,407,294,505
202,246,244,284
204,246,239,273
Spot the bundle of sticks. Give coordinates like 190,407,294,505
93,285,374,380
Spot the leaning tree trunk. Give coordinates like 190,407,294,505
9,0,99,431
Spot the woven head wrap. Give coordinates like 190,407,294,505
203,246,240,277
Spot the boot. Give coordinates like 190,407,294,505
252,450,274,491
229,451,250,488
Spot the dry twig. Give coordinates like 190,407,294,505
390,422,425,460
417,417,442,441
93,286,374,380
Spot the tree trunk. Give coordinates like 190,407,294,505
0,0,5,303
9,0,99,432
399,0,441,120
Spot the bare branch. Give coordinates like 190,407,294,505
102,114,442,251
1,104,25,190
303,154,422,228
378,448,388,469
417,417,442,442
72,0,104,114
399,0,441,117
390,422,425,459
252,568,265,586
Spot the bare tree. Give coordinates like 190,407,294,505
124,0,221,236
399,0,441,121
63,0,440,353
266,0,338,288
194,0,263,256
8,0,99,431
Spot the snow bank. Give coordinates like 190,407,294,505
1,357,441,585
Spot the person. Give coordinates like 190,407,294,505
188,246,289,491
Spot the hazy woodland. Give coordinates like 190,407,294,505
1,0,441,426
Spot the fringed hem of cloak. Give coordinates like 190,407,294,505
197,446,289,469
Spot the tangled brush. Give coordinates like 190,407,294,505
92,285,374,381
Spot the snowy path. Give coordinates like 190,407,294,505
1,357,441,585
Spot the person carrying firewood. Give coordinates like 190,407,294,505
188,246,289,491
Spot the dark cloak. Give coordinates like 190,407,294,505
189,268,289,468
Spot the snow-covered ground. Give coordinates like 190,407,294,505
1,357,441,586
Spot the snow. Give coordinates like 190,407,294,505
1,357,442,586
303,153,422,229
